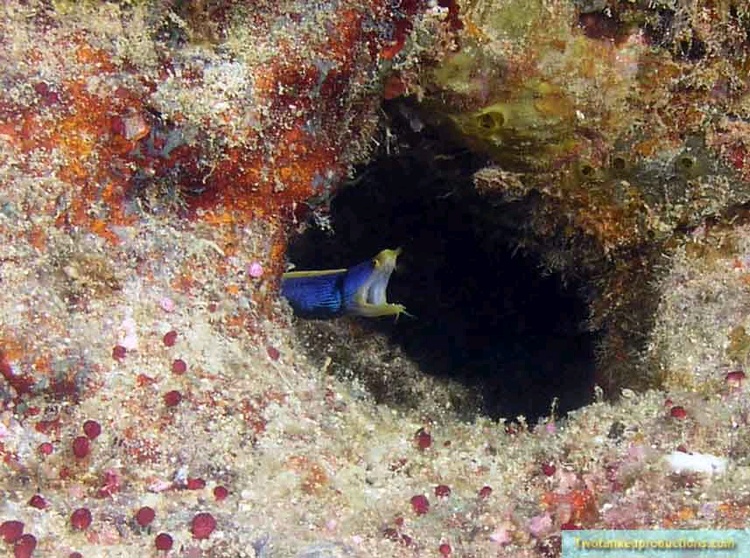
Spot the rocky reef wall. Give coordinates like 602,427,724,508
1,1,750,557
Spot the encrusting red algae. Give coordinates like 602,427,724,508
2,1,750,557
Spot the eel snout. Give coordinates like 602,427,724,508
281,248,408,319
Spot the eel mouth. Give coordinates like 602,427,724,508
363,248,401,305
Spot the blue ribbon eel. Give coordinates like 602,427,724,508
280,248,409,319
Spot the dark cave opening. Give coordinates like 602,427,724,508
286,107,599,422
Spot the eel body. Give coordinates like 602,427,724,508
281,248,407,319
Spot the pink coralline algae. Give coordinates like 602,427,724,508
213,486,229,501
154,532,173,551
410,494,430,515
71,436,90,459
135,506,156,528
0,521,23,544
82,420,101,440
70,508,92,531
163,390,182,407
13,534,36,558
171,359,187,375
27,495,47,510
247,262,264,278
190,512,217,539
162,331,178,348
434,484,451,499
669,405,688,420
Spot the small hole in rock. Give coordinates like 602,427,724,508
287,108,598,422
611,155,627,172
677,155,695,170
477,111,503,130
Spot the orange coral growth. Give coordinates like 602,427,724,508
542,487,600,526
324,8,365,64
717,502,750,527
1,40,148,243
383,73,408,100
0,2,428,330
662,505,696,527
285,455,330,495
72,35,116,71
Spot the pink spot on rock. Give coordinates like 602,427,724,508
112,345,127,361
542,462,556,476
190,512,216,539
213,486,229,501
670,405,687,419
726,370,746,389
155,532,173,551
0,520,24,543
171,359,187,375
135,506,155,527
489,526,512,545
186,478,206,490
434,484,451,498
13,534,36,558
38,442,53,456
266,346,280,361
83,420,102,440
159,297,176,313
70,508,92,531
72,436,90,459
528,513,553,538
163,390,182,407
410,494,429,515
414,428,432,450
248,262,264,278
28,495,47,509
162,330,178,347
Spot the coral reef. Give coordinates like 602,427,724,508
416,0,750,392
648,218,750,392
0,0,429,392
2,0,750,557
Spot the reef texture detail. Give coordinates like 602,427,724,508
2,1,750,557
416,0,750,392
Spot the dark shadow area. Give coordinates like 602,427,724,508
287,104,598,422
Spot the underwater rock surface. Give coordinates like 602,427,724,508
415,0,750,393
1,1,750,557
